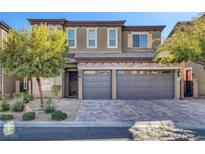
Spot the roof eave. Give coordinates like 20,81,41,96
27,18,66,25
0,21,12,32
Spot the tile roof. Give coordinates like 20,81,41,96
123,26,166,32
74,51,156,60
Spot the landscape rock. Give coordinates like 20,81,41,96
129,120,196,141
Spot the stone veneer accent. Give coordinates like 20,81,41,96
78,62,180,70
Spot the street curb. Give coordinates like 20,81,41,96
0,121,134,128
175,123,205,130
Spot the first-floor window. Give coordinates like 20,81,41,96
132,34,148,48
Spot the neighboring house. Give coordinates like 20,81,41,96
169,19,205,98
0,20,16,98
28,18,180,100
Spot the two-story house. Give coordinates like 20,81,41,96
0,20,16,99
28,19,180,100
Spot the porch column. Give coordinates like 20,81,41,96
174,70,181,99
78,69,83,100
180,79,184,99
193,79,198,98
112,69,117,100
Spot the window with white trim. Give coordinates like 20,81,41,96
87,28,97,48
132,33,148,48
67,28,76,48
107,28,118,48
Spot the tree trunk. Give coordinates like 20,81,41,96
36,77,44,107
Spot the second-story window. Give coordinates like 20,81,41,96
87,28,97,48
132,33,148,48
107,28,118,48
67,28,77,48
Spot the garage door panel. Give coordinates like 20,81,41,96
83,70,111,99
117,70,174,99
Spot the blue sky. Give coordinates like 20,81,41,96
0,12,199,39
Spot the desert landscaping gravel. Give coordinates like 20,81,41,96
0,98,80,121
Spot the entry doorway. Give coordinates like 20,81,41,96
184,67,193,97
65,71,78,97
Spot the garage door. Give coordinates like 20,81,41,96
83,70,112,99
117,70,174,99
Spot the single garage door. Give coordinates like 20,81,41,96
117,70,174,99
83,70,112,99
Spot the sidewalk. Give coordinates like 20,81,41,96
0,120,134,128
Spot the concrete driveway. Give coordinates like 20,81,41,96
75,99,205,125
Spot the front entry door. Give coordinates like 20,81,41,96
68,71,78,97
184,68,193,97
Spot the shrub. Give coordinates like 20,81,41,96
51,110,67,121
13,92,24,99
0,99,10,111
22,112,35,121
11,99,25,112
43,98,56,113
51,85,61,98
22,93,33,104
26,93,33,101
0,113,14,121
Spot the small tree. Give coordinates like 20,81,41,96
154,16,205,70
0,25,68,107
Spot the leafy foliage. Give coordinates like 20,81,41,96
43,98,56,113
51,85,61,98
154,16,205,69
22,112,36,121
22,93,33,104
0,113,14,121
0,99,10,111
0,25,68,106
11,99,25,112
51,110,67,121
13,92,24,99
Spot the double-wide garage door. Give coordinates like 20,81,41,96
117,70,174,99
82,70,174,99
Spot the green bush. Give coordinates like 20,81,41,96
22,93,33,104
13,93,33,104
26,93,33,101
13,92,24,99
0,113,14,121
51,85,61,98
0,99,10,111
43,98,56,113
51,110,67,121
11,99,25,112
22,112,36,121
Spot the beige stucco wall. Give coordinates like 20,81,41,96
122,31,161,51
32,75,63,98
2,70,16,97
67,26,122,53
185,61,205,95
